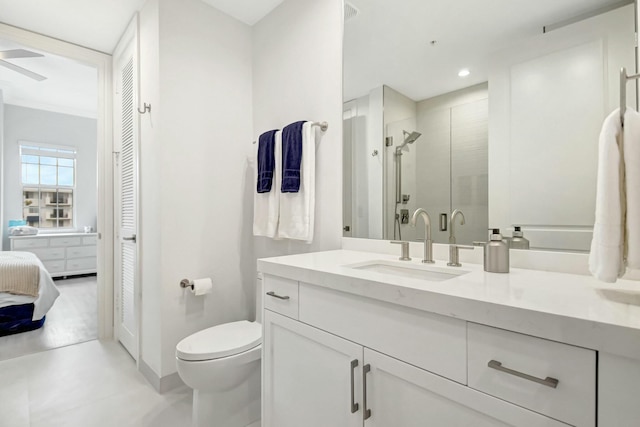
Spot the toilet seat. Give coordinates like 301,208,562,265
176,320,262,362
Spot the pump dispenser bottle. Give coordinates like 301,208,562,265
511,226,530,250
484,229,509,273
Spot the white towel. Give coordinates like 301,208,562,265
624,108,640,269
589,109,626,282
253,131,282,238
277,122,316,242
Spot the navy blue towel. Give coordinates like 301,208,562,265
281,121,307,193
257,129,278,193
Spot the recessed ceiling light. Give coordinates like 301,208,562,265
458,68,470,77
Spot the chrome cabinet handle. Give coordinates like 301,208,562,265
363,364,372,420
350,359,359,413
488,360,559,389
266,291,290,300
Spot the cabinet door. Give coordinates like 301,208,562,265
263,310,363,427
363,349,569,427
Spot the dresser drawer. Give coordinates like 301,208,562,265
12,238,48,250
31,247,66,261
299,283,467,384
263,275,299,320
49,237,82,247
468,323,595,427
82,236,97,245
43,260,65,274
66,245,97,259
66,257,97,272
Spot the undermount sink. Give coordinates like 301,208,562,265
346,260,469,282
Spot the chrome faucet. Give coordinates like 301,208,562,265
447,209,474,267
410,208,434,264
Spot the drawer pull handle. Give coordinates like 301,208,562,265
350,359,359,413
363,364,372,420
266,291,290,300
488,360,559,389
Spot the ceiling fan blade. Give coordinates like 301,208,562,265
0,49,44,59
0,60,47,81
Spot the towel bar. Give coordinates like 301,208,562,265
252,121,328,144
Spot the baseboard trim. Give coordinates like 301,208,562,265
139,358,185,393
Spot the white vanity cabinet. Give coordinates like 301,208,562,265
263,310,363,427
262,274,576,427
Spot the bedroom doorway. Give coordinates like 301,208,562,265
0,24,113,360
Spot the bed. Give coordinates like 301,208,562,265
0,251,60,336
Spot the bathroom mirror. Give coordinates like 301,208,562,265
342,0,637,251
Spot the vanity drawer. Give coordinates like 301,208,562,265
298,282,467,384
49,237,82,247
82,236,97,245
12,238,48,250
66,245,97,259
30,247,66,261
263,275,299,319
467,323,595,427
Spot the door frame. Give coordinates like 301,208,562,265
0,23,114,339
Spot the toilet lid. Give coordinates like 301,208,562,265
176,320,262,361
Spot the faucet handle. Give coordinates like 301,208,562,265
447,244,475,267
391,241,411,261
453,244,474,250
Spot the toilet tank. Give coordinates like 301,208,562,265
255,273,263,324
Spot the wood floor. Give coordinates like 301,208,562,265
0,276,97,361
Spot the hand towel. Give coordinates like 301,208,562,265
277,121,315,242
624,108,640,269
281,121,306,193
589,109,626,282
257,130,278,193
254,131,282,238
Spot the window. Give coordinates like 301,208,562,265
20,143,76,229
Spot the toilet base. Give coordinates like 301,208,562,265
192,365,261,427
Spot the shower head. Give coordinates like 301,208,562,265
396,130,422,154
403,130,422,145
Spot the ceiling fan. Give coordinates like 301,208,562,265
0,49,47,81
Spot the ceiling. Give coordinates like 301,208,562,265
0,0,147,54
343,0,633,101
201,0,284,25
0,39,97,118
0,0,284,118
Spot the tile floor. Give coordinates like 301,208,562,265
0,339,192,427
0,276,98,361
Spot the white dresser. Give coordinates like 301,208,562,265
10,232,98,278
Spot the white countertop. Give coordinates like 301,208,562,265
9,232,97,239
258,249,640,360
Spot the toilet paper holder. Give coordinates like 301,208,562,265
180,279,194,290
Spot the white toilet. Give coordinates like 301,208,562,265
176,277,263,427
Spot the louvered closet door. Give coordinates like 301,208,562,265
113,19,139,361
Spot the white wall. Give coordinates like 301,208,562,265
251,0,343,257
135,0,342,382
2,105,97,249
0,91,4,245
137,0,254,379
489,5,635,251
138,0,162,378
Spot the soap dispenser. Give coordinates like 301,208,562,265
511,226,530,250
484,229,509,273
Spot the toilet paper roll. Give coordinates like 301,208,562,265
191,278,213,296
